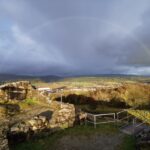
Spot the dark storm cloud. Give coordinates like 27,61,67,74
0,0,150,75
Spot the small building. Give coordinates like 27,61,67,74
37,87,51,92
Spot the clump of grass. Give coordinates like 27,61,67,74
18,98,37,110
25,98,36,105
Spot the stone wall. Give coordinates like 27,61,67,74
0,81,37,102
0,121,9,150
8,103,76,144
0,102,87,149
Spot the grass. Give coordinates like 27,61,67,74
140,144,150,150
18,98,38,110
128,109,150,124
10,124,137,150
118,135,136,150
11,124,120,150
34,76,150,89
25,98,36,105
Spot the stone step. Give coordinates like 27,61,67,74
120,124,147,135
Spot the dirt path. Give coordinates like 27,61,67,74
53,134,124,150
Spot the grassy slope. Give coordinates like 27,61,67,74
46,76,150,88
45,77,150,108
128,109,150,124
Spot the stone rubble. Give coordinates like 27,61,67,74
0,81,88,150
8,103,77,144
0,121,9,150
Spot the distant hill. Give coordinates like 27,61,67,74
0,74,62,83
0,73,149,84
70,74,150,78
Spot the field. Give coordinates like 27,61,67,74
32,76,150,123
32,76,150,89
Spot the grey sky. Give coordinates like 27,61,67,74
0,0,150,75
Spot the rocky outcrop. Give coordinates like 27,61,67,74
0,81,37,102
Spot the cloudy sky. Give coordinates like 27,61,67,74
0,0,150,76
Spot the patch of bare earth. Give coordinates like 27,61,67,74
53,134,124,150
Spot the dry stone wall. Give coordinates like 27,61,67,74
0,121,9,150
8,103,76,143
0,81,37,102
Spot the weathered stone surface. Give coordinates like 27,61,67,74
0,81,37,102
8,102,76,143
0,106,6,118
0,121,9,150
49,103,75,129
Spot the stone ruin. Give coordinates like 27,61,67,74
0,81,87,150
0,81,37,102
8,103,76,142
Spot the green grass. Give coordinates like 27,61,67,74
25,98,36,105
10,124,136,150
118,135,136,150
11,124,120,150
18,98,38,110
128,109,150,124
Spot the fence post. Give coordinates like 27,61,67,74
94,115,96,128
85,114,87,126
116,113,118,126
132,118,135,134
114,113,116,124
